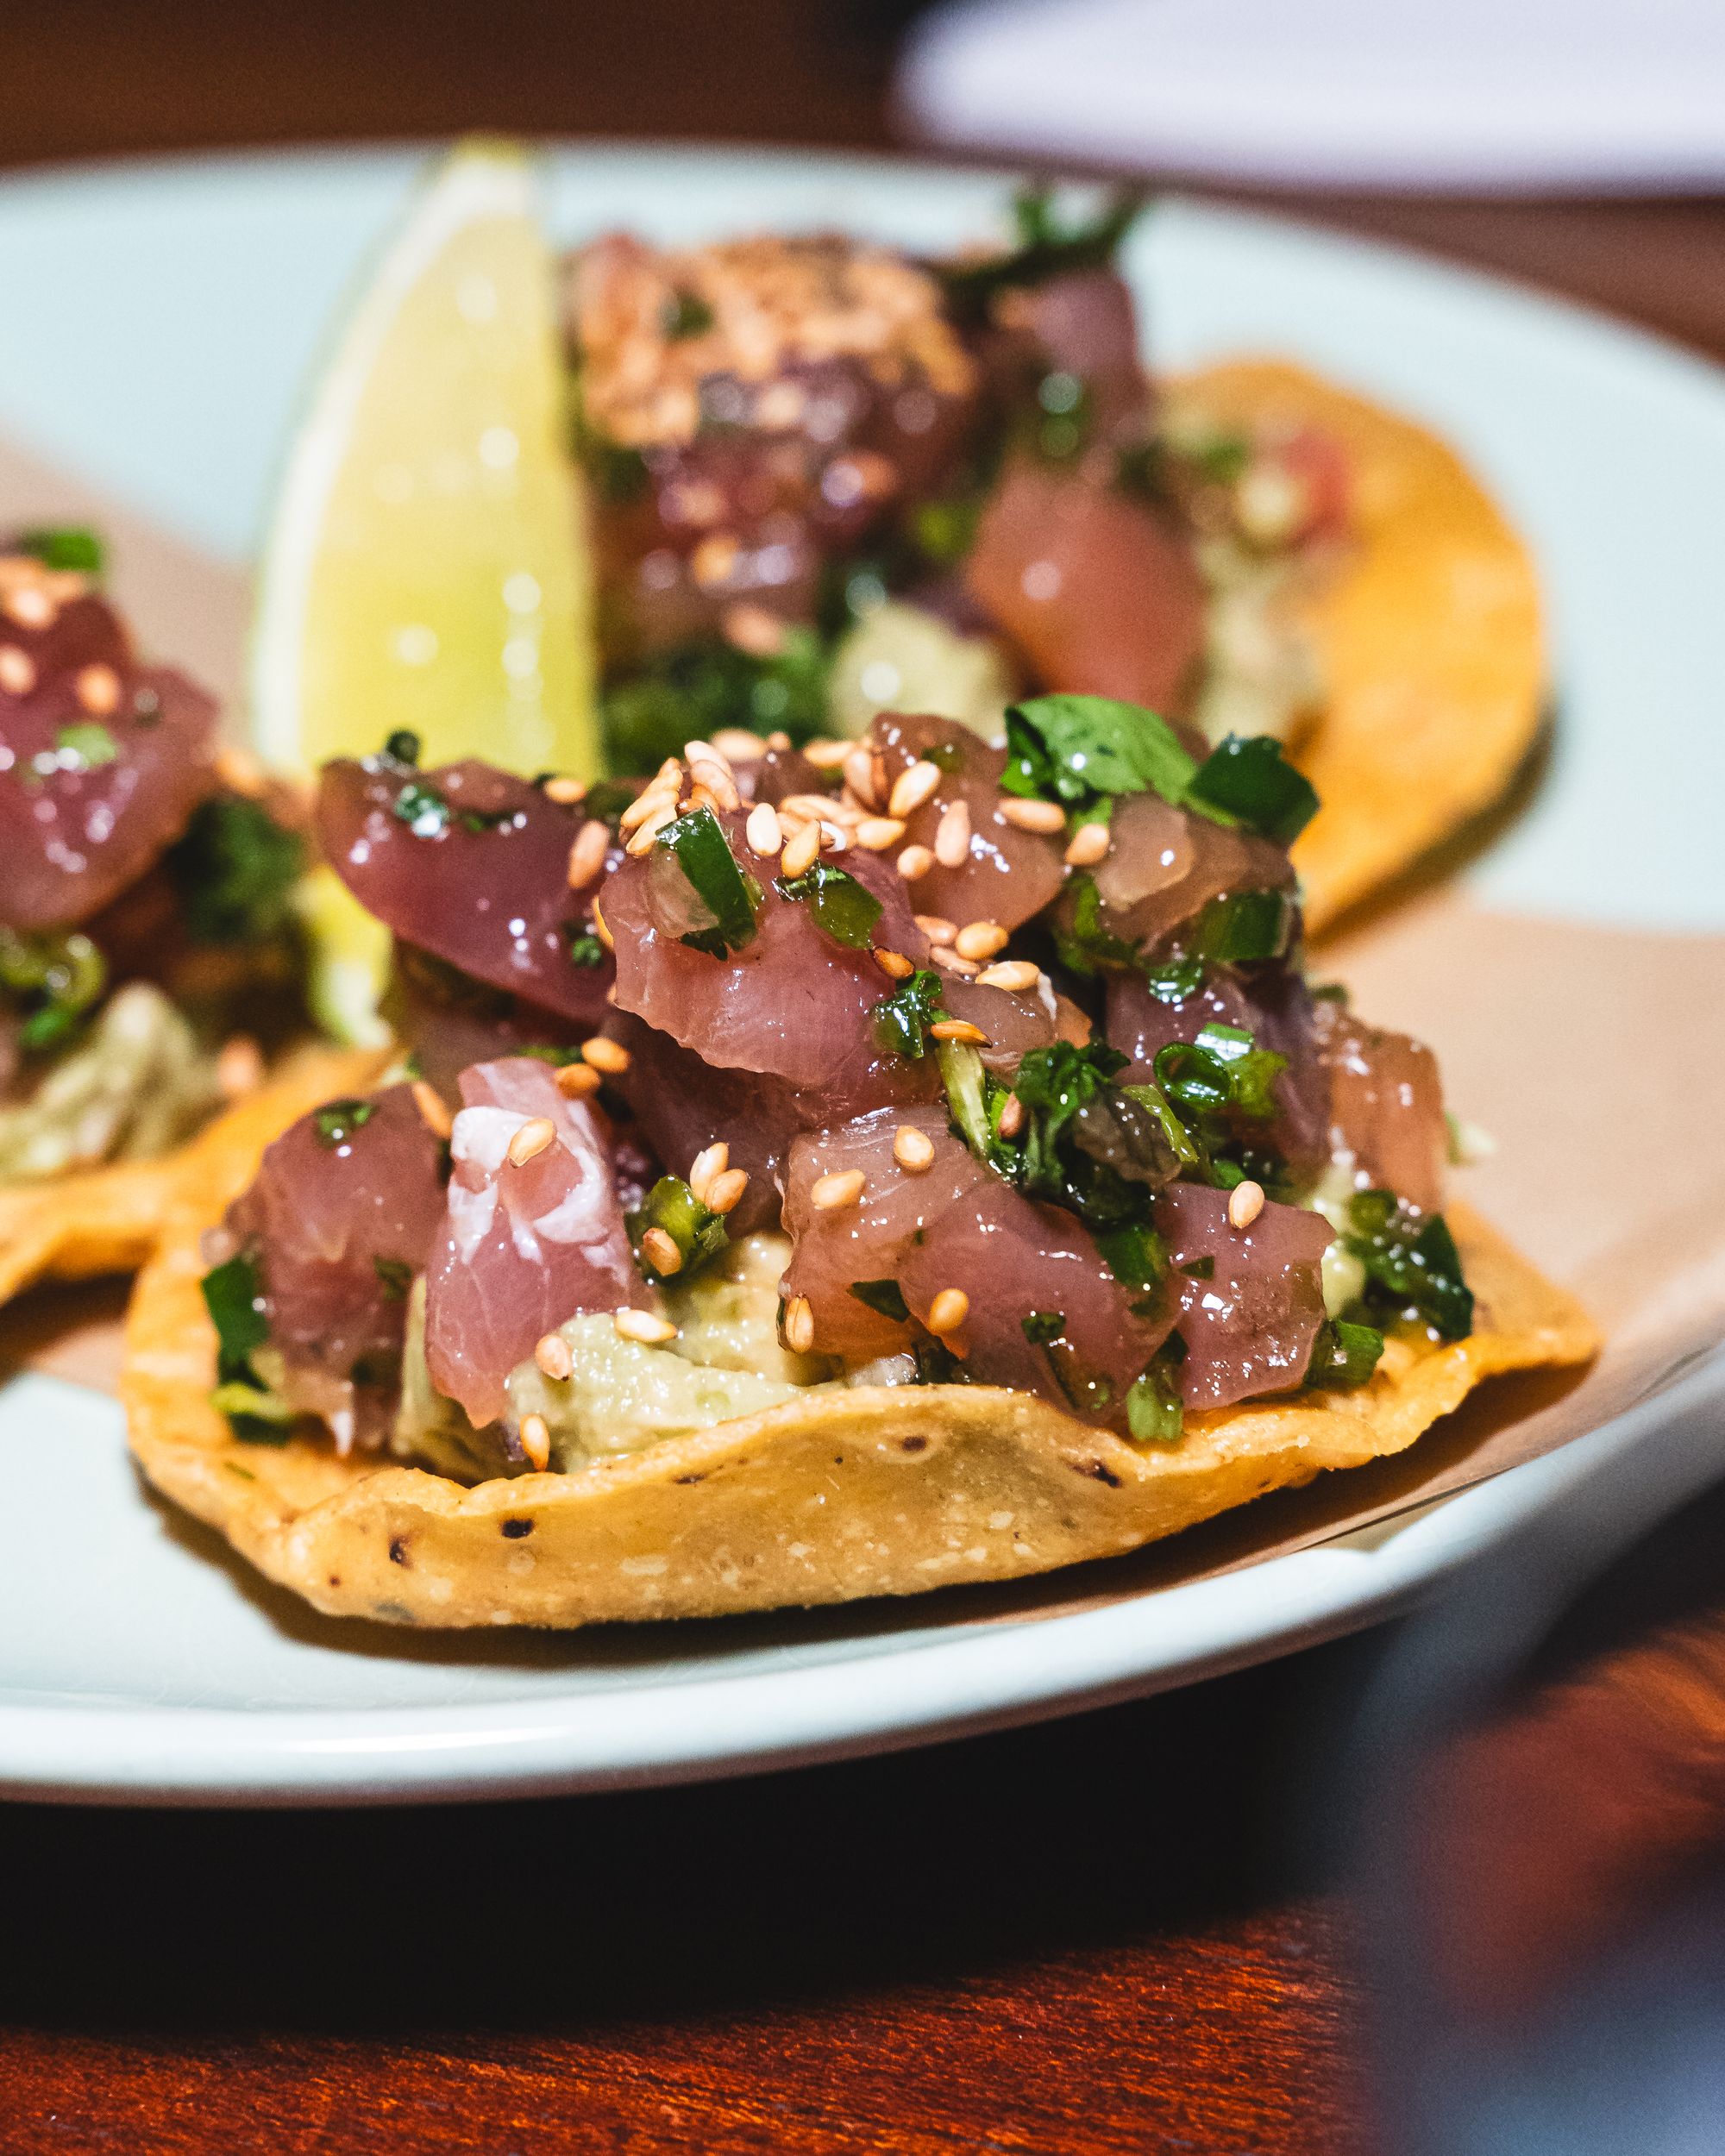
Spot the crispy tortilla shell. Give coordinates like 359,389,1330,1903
0,1044,388,1308
1171,360,1546,934
122,1085,1596,1629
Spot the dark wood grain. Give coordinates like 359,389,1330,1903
3,8,1718,2147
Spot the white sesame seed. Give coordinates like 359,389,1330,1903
0,647,35,697
507,1116,556,1168
995,795,1067,834
926,1288,969,1337
745,800,783,857
3,585,54,630
590,896,615,952
72,662,117,717
1228,1179,1266,1230
893,1126,935,1171
780,818,822,877
615,1307,679,1345
712,727,768,761
810,1168,866,1211
953,920,1007,962
624,804,677,856
783,1295,817,1354
706,1167,750,1215
216,1035,265,1100
933,799,971,869
534,1332,574,1381
896,843,935,881
1064,821,1111,867
930,948,980,977
803,739,851,771
888,759,941,819
553,1061,601,1099
872,948,915,981
619,780,681,831
996,1093,1026,1138
640,1226,684,1275
580,1036,631,1075
411,1080,452,1138
688,1142,729,1206
975,960,1042,993
543,774,587,805
914,914,957,944
842,743,879,808
566,818,610,889
929,1018,988,1044
856,816,906,851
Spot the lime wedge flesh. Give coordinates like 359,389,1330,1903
252,139,597,783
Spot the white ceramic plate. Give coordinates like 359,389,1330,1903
2,147,1722,1806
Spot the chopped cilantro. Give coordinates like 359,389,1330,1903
600,629,831,774
0,925,107,1052
1008,1039,1183,1235
1021,1310,1066,1346
873,968,946,1059
372,1257,412,1302
938,184,1148,323
1343,1191,1473,1341
562,926,607,968
775,860,882,950
1002,693,1199,815
850,1279,910,1323
200,1251,292,1443
655,806,762,958
1186,734,1319,844
1306,1319,1386,1389
168,794,305,946
1095,1221,1170,1294
313,1098,378,1149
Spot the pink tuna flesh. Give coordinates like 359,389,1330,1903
0,580,218,932
220,1082,448,1450
423,1057,643,1427
1314,1001,1447,1213
1079,789,1294,951
316,755,617,1029
1155,1181,1333,1409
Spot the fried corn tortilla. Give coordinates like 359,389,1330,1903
1171,360,1546,934
122,1087,1596,1630
0,1045,389,1310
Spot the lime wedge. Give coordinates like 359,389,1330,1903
292,866,393,1048
251,138,597,783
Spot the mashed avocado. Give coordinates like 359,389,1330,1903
1189,536,1325,750
826,600,1015,742
0,982,221,1185
392,1233,838,1480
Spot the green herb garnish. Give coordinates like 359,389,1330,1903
0,926,107,1052
200,1251,292,1443
1021,1310,1066,1346
562,927,607,968
600,629,831,774
1186,734,1319,844
313,1098,378,1148
372,1257,413,1302
168,794,305,946
1153,1025,1286,1128
1193,887,1295,966
776,860,883,950
384,729,422,765
628,1175,729,1279
1002,693,1199,816
873,968,946,1059
16,526,104,574
655,806,762,958
1126,1352,1185,1444
53,722,119,771
851,1279,910,1323
1306,1319,1386,1389
1343,1192,1474,1341
938,185,1148,323
662,288,714,340
1007,1040,1184,1234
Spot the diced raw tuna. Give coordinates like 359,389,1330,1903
1314,1001,1446,1213
1081,788,1294,950
423,1057,642,1427
1155,1181,1333,1409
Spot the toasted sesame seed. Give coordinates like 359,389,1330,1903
811,1168,866,1211
519,1413,552,1471
543,774,587,805
856,815,906,851
590,896,615,952
566,818,611,889
619,780,681,831
914,914,957,944
893,1125,936,1171
411,1080,452,1138
213,745,267,799
688,1142,728,1206
535,1332,574,1381
712,726,768,761
580,1036,631,1075
930,1018,988,1044
779,791,858,826
706,1167,750,1215
685,743,740,810
781,818,822,877
996,795,1066,834
553,1061,601,1100
0,647,35,697
1228,1179,1266,1230
842,744,879,809
934,799,971,868
976,960,1041,993
803,738,851,771
783,1295,816,1354
507,1116,556,1167
615,1307,679,1345
930,948,979,976
926,1288,969,1337
996,1092,1026,1138
896,843,935,882
954,919,1007,962
720,605,787,660
1064,821,1111,867
819,820,850,854
690,532,740,589
888,759,941,819
3,584,54,630
75,666,117,722
624,804,676,856
873,947,915,981
765,730,793,751
640,1226,684,1276
745,800,782,857
216,1035,265,1100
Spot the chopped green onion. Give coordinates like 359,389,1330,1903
628,1175,729,1278
873,968,946,1059
1192,1021,1287,1121
1186,734,1319,843
1094,1221,1169,1294
313,1098,378,1149
0,925,107,1052
1195,887,1294,965
168,794,305,946
775,860,883,950
53,722,118,771
1021,1310,1066,1346
372,1257,412,1302
16,526,104,574
1306,1319,1386,1389
1126,1356,1184,1444
201,1252,270,1382
656,806,762,959
938,1038,996,1161
1343,1191,1474,1341
1119,1081,1203,1172
850,1279,910,1323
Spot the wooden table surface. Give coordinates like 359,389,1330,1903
2,7,1720,2149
